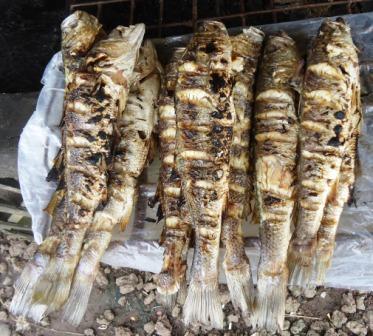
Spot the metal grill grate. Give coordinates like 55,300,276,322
66,0,373,37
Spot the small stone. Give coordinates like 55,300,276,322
144,292,155,305
4,287,13,299
2,277,12,286
9,241,27,257
84,328,96,336
15,316,30,332
289,286,302,298
0,323,10,336
310,320,330,331
116,274,138,287
320,292,327,299
0,311,8,322
40,316,50,327
155,321,171,336
143,282,156,292
324,329,338,336
144,321,155,334
341,292,356,314
304,287,317,299
286,297,300,314
306,331,320,336
118,296,127,306
220,290,231,306
120,284,135,295
290,319,306,334
337,331,348,336
228,314,239,323
282,331,291,336
356,295,366,310
96,316,109,326
23,242,37,260
331,310,347,328
171,305,180,318
114,326,132,336
103,309,115,321
136,277,144,291
95,269,109,288
0,262,7,273
283,319,291,330
104,267,111,274
346,321,368,336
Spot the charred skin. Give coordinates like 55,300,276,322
176,21,234,329
10,11,103,319
288,18,360,287
62,40,160,326
221,27,264,317
253,32,301,332
156,48,193,304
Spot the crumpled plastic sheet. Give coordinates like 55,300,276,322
18,13,373,289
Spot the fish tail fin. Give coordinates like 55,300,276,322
32,231,85,315
183,278,224,329
254,269,288,332
287,239,316,287
224,261,254,317
313,243,334,286
62,231,111,326
10,237,59,317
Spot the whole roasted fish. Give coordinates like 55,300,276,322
10,10,103,318
175,21,234,329
221,27,264,317
62,40,161,325
11,17,145,322
288,18,360,287
156,47,193,307
253,32,301,331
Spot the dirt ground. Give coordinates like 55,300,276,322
0,231,371,336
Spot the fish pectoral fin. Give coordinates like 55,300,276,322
44,189,65,216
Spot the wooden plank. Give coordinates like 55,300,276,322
0,202,30,218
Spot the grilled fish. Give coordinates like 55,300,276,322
156,48,193,307
253,32,301,332
176,21,234,329
221,27,264,318
61,40,160,325
10,11,103,318
288,18,360,288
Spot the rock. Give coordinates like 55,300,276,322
331,310,347,328
103,309,115,321
116,274,138,287
15,316,30,332
155,321,171,336
40,316,50,327
346,321,368,336
286,297,300,314
9,258,23,273
337,331,348,336
283,319,291,330
95,269,109,288
4,287,13,299
9,241,27,257
324,329,338,336
0,323,10,336
114,326,132,336
306,331,320,336
144,321,155,334
118,296,127,306
96,316,110,327
136,277,144,291
143,282,156,292
172,305,180,318
310,320,330,331
220,290,231,306
0,311,8,322
104,267,111,274
228,314,239,323
356,295,366,310
144,292,155,305
289,286,302,298
282,331,291,336
290,319,306,334
120,284,135,295
320,292,327,299
84,328,96,336
0,262,7,273
2,277,12,286
304,287,317,299
341,292,356,314
23,242,37,260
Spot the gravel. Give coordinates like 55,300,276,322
144,321,155,334
346,320,368,336
341,292,357,314
331,310,347,328
290,319,306,334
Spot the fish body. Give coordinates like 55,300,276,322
253,32,301,332
156,48,193,306
288,18,360,288
176,21,234,329
62,40,160,326
221,27,264,317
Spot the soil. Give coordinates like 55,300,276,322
0,231,371,336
